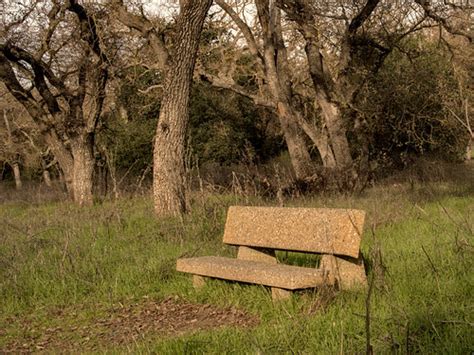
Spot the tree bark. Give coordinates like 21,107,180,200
70,135,94,206
153,0,212,217
316,93,353,167
467,137,473,161
304,37,353,168
256,0,314,179
12,161,22,190
295,114,336,168
276,103,315,178
44,131,74,197
42,169,52,187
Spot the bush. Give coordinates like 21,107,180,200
358,40,469,170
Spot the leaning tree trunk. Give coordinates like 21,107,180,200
276,103,315,179
45,131,74,197
70,135,94,206
256,0,314,179
295,116,337,168
42,168,52,187
291,16,354,169
273,10,314,178
153,0,212,217
316,93,353,168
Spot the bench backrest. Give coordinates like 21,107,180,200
222,206,365,258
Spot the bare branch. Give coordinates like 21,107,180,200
0,52,46,120
198,70,275,108
66,0,108,63
415,0,473,43
348,0,381,35
2,43,70,96
215,0,263,61
38,2,66,59
65,0,109,134
109,0,169,69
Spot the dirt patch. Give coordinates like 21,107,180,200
2,297,259,352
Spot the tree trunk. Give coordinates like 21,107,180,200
70,135,94,206
40,155,53,187
276,103,315,178
45,131,74,197
256,1,314,179
317,93,353,167
288,13,354,169
42,169,52,187
284,104,338,169
153,0,212,217
2,109,23,188
294,108,337,168
466,136,473,161
12,161,22,189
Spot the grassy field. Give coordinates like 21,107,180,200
0,167,473,353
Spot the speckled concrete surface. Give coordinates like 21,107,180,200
223,206,365,258
320,254,367,290
237,246,277,263
177,206,367,292
176,256,332,290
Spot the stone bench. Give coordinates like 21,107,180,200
176,206,367,300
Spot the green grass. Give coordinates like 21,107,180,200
0,181,473,353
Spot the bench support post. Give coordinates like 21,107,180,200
320,253,367,290
271,287,292,301
193,275,206,289
237,246,277,263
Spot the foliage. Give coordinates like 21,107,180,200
189,83,283,165
104,77,284,177
360,40,469,167
115,66,163,122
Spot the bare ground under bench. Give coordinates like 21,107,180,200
1,297,259,353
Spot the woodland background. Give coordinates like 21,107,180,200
0,0,472,210
0,1,473,353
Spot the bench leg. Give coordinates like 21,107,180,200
193,275,206,289
320,254,367,290
271,287,292,301
237,246,277,264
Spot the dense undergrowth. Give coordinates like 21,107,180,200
0,164,473,353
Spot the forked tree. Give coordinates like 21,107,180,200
0,0,110,205
206,0,336,175
277,0,473,173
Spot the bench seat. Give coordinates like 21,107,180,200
177,256,334,290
